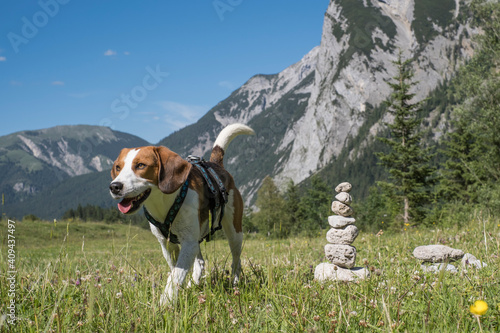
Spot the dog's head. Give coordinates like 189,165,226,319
109,146,192,214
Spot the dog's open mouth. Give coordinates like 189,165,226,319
117,189,151,214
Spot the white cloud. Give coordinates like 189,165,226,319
218,80,235,90
52,81,65,86
0,56,6,62
157,101,207,130
104,49,117,56
10,80,22,86
124,51,130,55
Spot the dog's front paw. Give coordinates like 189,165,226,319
160,278,179,306
160,293,175,307
232,275,240,285
159,292,169,307
160,289,177,307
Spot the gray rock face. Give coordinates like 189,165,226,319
325,244,356,268
461,253,487,269
326,225,359,245
335,182,352,193
335,192,352,205
315,263,370,282
413,245,464,262
154,0,474,207
328,215,356,228
331,201,354,217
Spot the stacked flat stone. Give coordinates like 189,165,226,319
315,182,370,282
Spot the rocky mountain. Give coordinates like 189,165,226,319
5,170,115,220
0,125,149,216
159,0,474,203
2,0,476,219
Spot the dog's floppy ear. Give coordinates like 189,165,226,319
154,146,192,194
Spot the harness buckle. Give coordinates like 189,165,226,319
187,155,203,163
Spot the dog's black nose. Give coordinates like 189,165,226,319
109,182,123,195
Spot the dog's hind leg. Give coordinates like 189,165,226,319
193,248,205,285
187,245,205,288
190,247,205,286
227,231,242,285
222,190,243,285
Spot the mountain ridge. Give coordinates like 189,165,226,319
158,0,474,204
1,0,476,219
0,125,149,217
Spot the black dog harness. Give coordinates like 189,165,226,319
144,156,228,244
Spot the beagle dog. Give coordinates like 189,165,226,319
109,123,254,304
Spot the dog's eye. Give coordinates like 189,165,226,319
136,163,146,170
115,165,121,172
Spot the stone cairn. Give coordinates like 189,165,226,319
315,182,370,282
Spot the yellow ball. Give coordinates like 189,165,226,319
470,300,488,316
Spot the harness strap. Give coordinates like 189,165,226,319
190,162,220,212
143,179,189,244
187,156,228,242
207,166,228,203
145,156,228,244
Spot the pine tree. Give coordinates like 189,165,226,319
283,180,300,234
436,0,500,213
297,175,332,236
353,185,389,232
452,0,500,184
376,52,435,228
438,118,480,203
62,208,75,220
76,204,84,220
253,176,289,237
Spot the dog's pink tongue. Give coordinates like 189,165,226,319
118,198,133,214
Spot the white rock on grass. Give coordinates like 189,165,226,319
461,253,487,269
335,192,352,205
325,244,356,268
328,215,356,228
335,182,352,193
326,225,359,245
331,201,354,217
413,245,465,262
315,263,370,282
420,263,458,274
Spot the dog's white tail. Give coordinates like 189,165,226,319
213,123,255,151
210,123,254,167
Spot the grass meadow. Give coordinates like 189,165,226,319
0,213,499,332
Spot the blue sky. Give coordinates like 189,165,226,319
0,1,327,143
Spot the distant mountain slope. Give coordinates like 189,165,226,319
2,0,477,219
158,0,474,203
0,125,149,217
5,170,115,220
